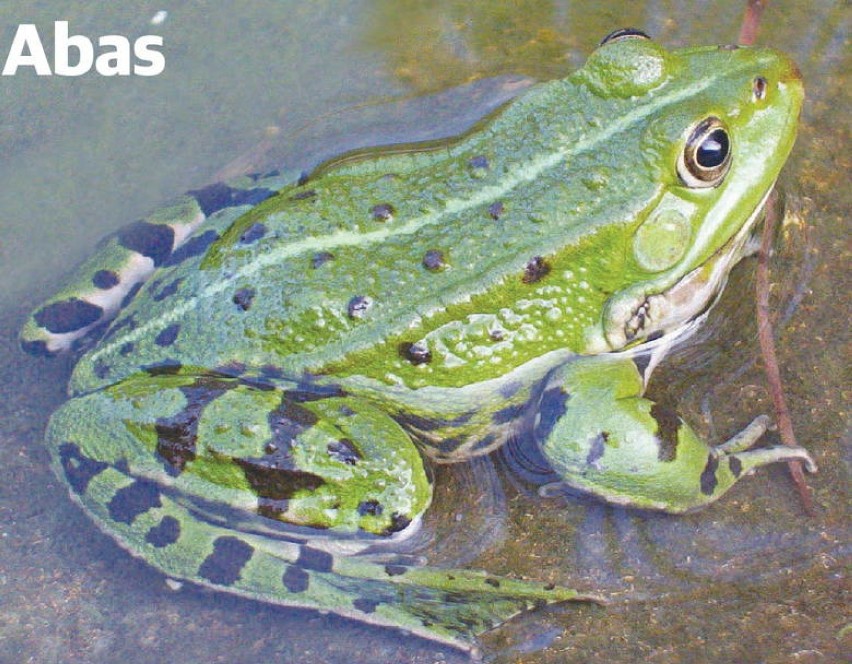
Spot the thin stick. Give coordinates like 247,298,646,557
739,0,767,46
755,190,815,515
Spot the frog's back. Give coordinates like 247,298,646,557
65,38,798,394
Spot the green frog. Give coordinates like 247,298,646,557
21,30,815,653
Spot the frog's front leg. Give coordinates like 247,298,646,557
535,357,816,512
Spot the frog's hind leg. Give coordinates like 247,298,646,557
535,358,816,512
47,373,594,652
20,171,295,356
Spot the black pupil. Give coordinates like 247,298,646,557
696,128,729,168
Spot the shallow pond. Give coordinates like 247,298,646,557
0,2,848,662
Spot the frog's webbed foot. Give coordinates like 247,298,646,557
534,358,816,513
20,172,293,356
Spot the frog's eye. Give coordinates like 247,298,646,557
599,27,651,46
677,117,732,188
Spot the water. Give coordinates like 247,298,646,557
0,2,848,662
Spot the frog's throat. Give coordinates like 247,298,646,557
605,184,774,351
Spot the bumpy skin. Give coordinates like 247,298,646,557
22,36,815,651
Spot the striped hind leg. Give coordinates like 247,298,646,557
47,372,596,651
21,171,296,356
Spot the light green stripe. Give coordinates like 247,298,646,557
90,70,730,362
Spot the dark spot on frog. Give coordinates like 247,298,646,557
120,282,144,309
633,353,652,380
327,438,361,465
259,364,284,380
700,453,719,495
397,412,441,432
297,547,334,573
290,189,317,201
239,222,267,244
311,251,334,269
422,249,446,271
20,339,52,357
107,477,162,524
729,455,743,478
233,287,256,311
216,360,247,377
399,341,431,365
92,269,119,289
102,314,137,343
152,278,183,302
154,323,181,347
284,384,347,402
58,442,108,494
119,342,134,356
489,329,505,342
434,436,464,455
488,201,504,220
347,295,372,319
484,578,501,588
535,387,570,441
357,500,383,517
198,536,254,586
472,433,498,452
384,565,406,577
93,359,110,379
188,182,276,217
586,432,608,467
34,298,103,334
118,221,175,267
353,597,379,613
145,515,181,547
522,256,551,284
297,171,310,186
651,403,680,462
143,359,183,376
338,405,356,417
282,565,309,593
492,402,527,425
155,377,232,473
264,441,278,455
224,396,325,504
370,203,394,221
164,230,220,266
385,513,412,535
237,461,326,521
468,155,489,169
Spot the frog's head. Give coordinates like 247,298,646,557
583,31,803,352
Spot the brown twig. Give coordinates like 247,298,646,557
755,190,815,515
738,0,767,46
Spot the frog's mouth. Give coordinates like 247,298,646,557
606,186,773,351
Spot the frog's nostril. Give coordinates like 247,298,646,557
753,76,768,101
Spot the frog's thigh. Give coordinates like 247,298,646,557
47,374,431,542
535,358,814,512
